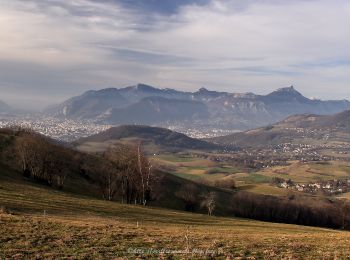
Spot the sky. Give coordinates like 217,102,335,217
1,0,350,110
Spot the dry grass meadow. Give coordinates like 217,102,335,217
1,165,350,259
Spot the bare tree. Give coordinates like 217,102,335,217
14,136,33,177
99,159,120,201
136,142,154,205
176,183,199,211
104,145,137,203
15,134,48,182
80,154,120,201
201,191,216,216
105,143,158,205
341,200,350,229
14,131,71,188
137,142,146,205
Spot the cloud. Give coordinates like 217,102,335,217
1,0,350,109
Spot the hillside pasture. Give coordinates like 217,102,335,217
1,165,350,259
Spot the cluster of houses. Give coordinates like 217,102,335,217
0,116,111,142
272,177,350,195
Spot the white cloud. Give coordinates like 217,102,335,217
1,0,350,109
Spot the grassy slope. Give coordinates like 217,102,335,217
74,125,216,155
151,154,241,184
1,165,350,258
255,161,350,184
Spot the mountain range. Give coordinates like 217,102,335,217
46,84,350,130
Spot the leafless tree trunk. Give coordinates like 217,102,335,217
105,143,156,205
201,191,216,216
137,142,146,205
176,184,199,211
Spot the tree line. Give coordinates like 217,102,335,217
231,191,350,229
174,180,350,230
14,130,73,189
81,144,161,205
2,128,160,205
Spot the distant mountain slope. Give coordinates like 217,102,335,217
117,83,191,102
211,110,350,147
46,84,350,130
74,125,217,151
100,97,209,125
45,88,128,119
0,100,10,112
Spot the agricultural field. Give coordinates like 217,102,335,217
1,165,350,259
257,161,350,183
151,153,298,196
151,153,240,183
152,153,350,199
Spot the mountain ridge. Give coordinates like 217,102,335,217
210,109,350,147
73,125,217,152
45,83,350,130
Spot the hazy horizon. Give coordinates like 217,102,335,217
2,0,350,109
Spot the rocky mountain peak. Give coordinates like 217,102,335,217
266,85,306,101
198,87,209,92
274,85,300,94
134,83,159,92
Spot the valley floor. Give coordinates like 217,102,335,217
1,168,350,259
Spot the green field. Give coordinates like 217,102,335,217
156,154,198,163
1,165,350,258
152,153,241,184
152,153,294,196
